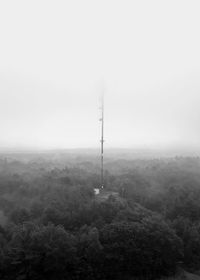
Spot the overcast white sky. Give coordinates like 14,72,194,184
0,0,200,149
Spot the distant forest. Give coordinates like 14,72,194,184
0,152,200,279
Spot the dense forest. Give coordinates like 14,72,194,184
0,151,200,279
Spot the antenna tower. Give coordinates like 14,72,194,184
100,91,104,189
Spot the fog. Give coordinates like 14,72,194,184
0,0,200,150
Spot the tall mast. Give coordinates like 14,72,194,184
100,91,104,189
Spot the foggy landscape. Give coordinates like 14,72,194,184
1,0,200,279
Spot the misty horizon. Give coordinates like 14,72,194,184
1,1,200,150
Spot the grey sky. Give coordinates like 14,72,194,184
0,0,200,149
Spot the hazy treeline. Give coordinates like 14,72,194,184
0,154,200,279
